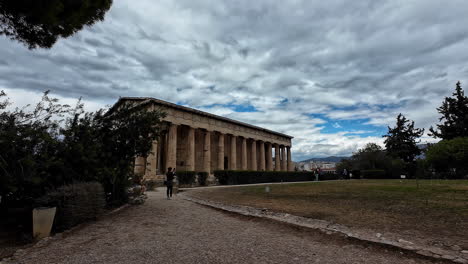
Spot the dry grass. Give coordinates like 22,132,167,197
190,180,468,248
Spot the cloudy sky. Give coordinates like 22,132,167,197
1,0,468,161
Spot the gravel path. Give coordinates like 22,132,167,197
5,189,445,264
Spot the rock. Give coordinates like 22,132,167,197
441,255,456,260
416,250,434,258
398,239,414,245
326,231,333,235
376,233,382,238
462,250,468,254
454,258,468,264
452,245,462,251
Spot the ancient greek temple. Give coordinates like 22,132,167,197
116,97,293,180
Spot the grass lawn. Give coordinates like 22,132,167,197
190,180,468,248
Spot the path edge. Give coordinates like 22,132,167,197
182,194,467,264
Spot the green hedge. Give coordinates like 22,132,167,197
360,169,388,179
36,182,105,232
176,171,196,185
214,170,321,185
197,172,208,186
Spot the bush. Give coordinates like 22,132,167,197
36,182,105,232
176,171,196,185
360,169,388,179
426,137,468,179
143,180,157,191
197,172,208,186
320,173,340,181
214,170,317,185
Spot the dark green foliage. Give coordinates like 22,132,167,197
0,91,70,208
36,182,105,231
383,114,424,164
214,170,316,185
176,171,196,185
336,143,406,179
0,91,165,210
143,180,157,191
361,170,388,179
0,0,113,49
197,172,208,186
426,137,468,179
430,82,468,140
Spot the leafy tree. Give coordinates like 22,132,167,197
353,143,388,170
426,137,468,179
383,113,424,164
0,0,112,49
337,143,390,171
429,81,468,139
0,91,165,209
0,91,70,207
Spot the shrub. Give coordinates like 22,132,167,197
197,172,208,186
36,182,105,232
176,171,196,185
360,169,388,179
214,170,316,185
320,173,340,181
143,180,157,191
426,137,468,179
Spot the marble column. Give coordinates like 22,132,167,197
274,144,280,171
186,127,195,171
230,135,237,170
145,140,159,177
217,133,224,170
203,130,211,173
265,142,273,171
287,146,292,171
134,156,146,175
166,123,178,170
250,139,257,171
281,146,287,171
241,137,247,170
258,141,265,171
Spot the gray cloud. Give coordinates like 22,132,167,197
1,0,467,160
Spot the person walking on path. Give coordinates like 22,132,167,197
165,167,175,199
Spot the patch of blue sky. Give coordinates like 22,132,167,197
330,102,405,112
203,103,258,112
310,113,387,137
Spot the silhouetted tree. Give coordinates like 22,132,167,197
0,0,112,49
384,113,424,164
429,81,468,139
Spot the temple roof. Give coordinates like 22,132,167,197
111,97,293,139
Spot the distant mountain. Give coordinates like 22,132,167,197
299,156,349,163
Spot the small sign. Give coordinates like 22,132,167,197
400,175,406,179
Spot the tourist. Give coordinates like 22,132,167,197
165,167,175,200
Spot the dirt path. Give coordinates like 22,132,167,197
5,189,446,264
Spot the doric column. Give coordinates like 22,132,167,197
281,146,287,171
250,139,257,171
265,142,273,171
287,146,292,171
274,144,280,171
203,130,211,173
259,141,265,171
134,156,146,175
186,127,195,171
145,140,159,176
217,133,224,170
230,135,237,170
166,123,178,170
241,137,247,170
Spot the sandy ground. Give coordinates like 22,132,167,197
4,188,447,264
